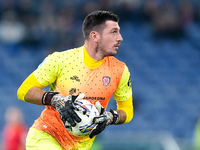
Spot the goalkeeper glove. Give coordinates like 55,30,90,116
89,101,120,138
42,92,86,127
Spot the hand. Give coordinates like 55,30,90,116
42,92,86,127
58,94,86,127
89,101,120,138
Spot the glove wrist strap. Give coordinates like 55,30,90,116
42,91,59,105
110,109,120,124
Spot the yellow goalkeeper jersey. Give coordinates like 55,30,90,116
22,46,133,150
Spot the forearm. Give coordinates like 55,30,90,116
116,109,126,124
24,86,46,105
17,73,46,105
116,96,134,124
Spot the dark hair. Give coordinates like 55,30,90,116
82,10,119,40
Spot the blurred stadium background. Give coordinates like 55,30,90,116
0,0,200,149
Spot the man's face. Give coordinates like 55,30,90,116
97,20,123,56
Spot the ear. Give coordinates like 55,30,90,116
90,31,100,43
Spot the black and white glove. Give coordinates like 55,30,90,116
42,92,86,127
89,101,120,138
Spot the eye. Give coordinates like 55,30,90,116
111,30,117,34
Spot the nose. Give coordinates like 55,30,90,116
118,33,123,42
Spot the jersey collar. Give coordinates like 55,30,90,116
83,46,105,69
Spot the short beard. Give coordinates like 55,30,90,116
95,44,99,53
107,51,117,57
96,43,117,58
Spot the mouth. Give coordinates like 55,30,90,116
114,43,121,49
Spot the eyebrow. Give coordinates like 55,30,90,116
110,27,120,32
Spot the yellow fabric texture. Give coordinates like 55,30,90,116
83,46,105,69
113,65,132,101
26,128,63,150
116,96,133,123
32,46,132,108
17,73,44,101
17,71,133,124
18,46,133,149
17,75,133,124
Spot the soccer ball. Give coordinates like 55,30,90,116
65,100,99,137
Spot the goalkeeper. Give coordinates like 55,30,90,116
17,10,133,150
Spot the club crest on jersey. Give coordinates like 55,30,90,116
102,76,110,86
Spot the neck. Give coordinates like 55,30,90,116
83,46,105,69
84,41,104,61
